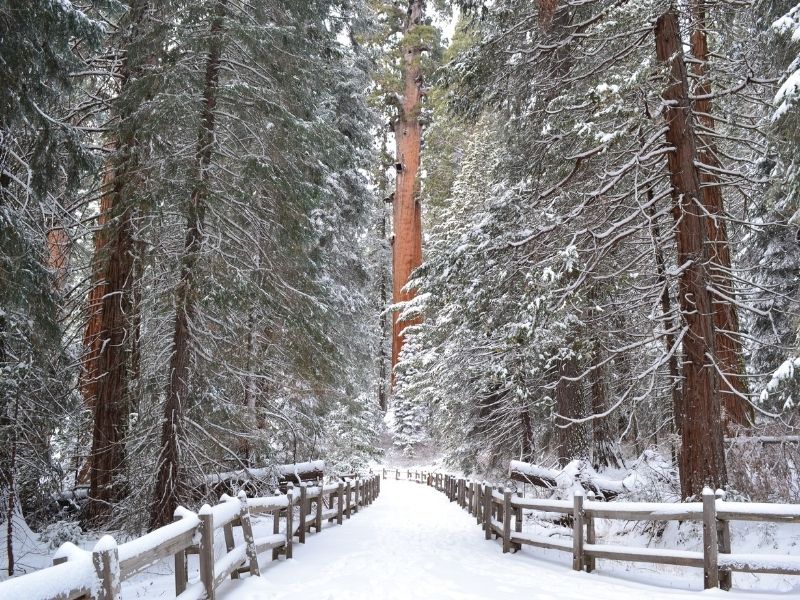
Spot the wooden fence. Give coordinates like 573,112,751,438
385,468,800,591
0,474,381,600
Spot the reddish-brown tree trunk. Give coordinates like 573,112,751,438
80,160,116,417
150,0,226,529
689,1,751,430
655,7,727,499
45,223,70,290
87,169,134,523
85,0,154,520
391,0,425,375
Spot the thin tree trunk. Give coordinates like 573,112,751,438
519,408,534,461
655,6,727,498
589,344,621,469
150,0,226,529
391,0,425,376
689,0,751,430
647,202,682,438
555,353,589,466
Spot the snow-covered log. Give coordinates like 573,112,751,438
508,460,627,500
725,435,800,445
205,460,325,494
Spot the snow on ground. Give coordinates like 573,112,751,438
5,477,797,598
215,478,761,600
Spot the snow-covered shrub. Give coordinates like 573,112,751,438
619,449,681,503
39,520,83,550
726,429,800,503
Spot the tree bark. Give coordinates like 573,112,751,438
555,353,589,466
655,6,727,499
589,344,621,469
391,0,425,376
85,0,160,522
150,0,226,529
689,1,751,430
80,156,116,420
87,169,134,523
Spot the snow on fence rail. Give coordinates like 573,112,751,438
0,474,381,600
383,467,800,592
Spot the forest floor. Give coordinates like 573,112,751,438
213,478,770,600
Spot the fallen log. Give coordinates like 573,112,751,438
509,459,626,501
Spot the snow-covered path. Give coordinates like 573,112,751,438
217,478,740,600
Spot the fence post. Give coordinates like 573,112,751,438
514,489,523,551
572,490,584,572
199,505,215,600
383,468,386,479
715,489,732,590
354,478,360,512
503,490,513,553
172,513,188,595
336,482,344,525
315,485,323,532
396,469,399,480
475,483,482,525
345,480,352,518
272,503,281,561
286,489,294,559
221,499,240,577
496,486,503,527
237,492,260,576
703,487,720,589
91,536,120,600
459,478,466,508
299,484,307,543
585,491,595,573
483,483,492,540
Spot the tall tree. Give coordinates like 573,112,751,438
391,0,427,372
689,0,752,429
87,0,160,524
150,0,227,529
655,5,727,497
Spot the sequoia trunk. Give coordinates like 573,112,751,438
689,1,751,430
655,7,727,498
391,0,425,374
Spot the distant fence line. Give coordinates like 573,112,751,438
2,473,381,600
384,467,800,592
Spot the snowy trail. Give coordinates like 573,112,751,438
217,479,743,600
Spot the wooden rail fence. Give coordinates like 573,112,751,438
1,474,381,600
384,468,800,591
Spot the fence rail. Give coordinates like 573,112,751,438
1,474,381,600
384,468,800,591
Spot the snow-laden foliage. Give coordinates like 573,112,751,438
0,0,386,540
397,1,800,492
